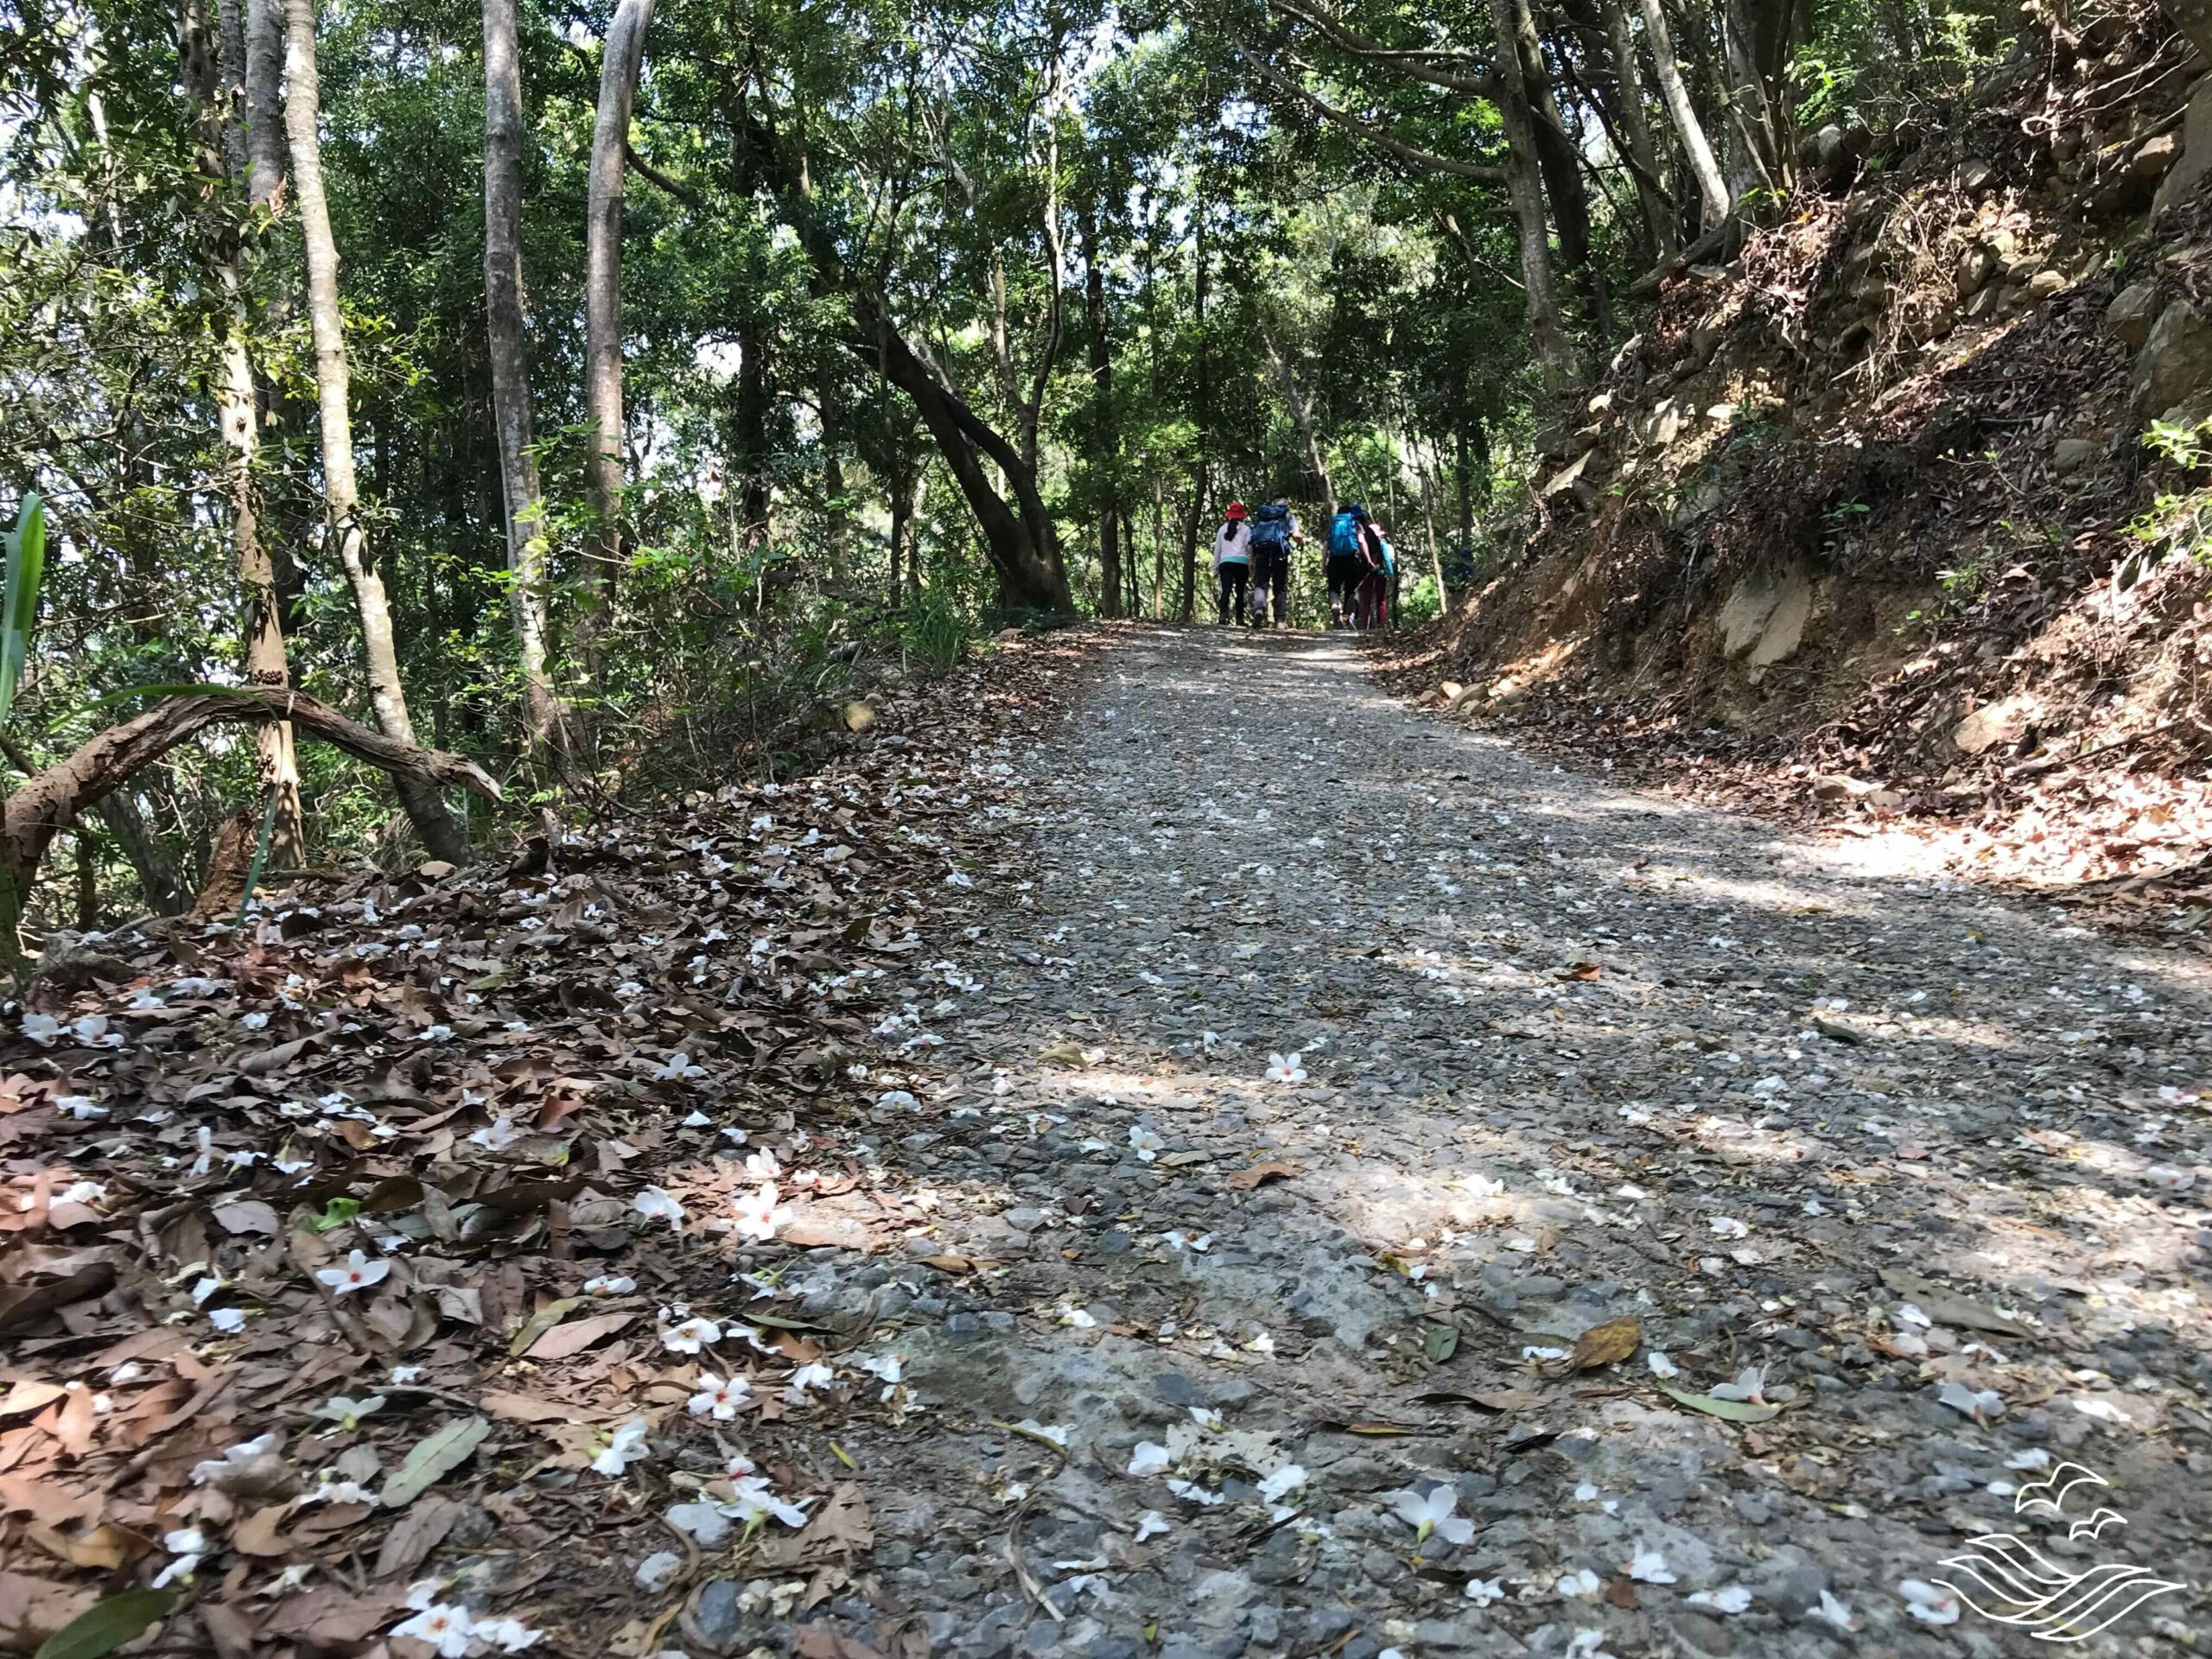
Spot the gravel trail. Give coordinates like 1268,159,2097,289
823,624,2212,1659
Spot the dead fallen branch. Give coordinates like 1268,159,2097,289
3,689,502,896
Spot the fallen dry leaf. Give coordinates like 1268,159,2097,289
1224,1160,1302,1190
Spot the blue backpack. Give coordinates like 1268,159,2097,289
1329,511,1365,558
1248,503,1291,555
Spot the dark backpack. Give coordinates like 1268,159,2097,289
1329,511,1365,558
1248,504,1291,555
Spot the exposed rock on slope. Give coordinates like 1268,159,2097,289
1400,0,2212,919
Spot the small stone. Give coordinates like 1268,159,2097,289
2108,280,2158,347
692,1580,742,1652
2054,436,2101,474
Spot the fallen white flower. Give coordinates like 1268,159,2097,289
1128,1441,1173,1477
632,1185,686,1233
590,1418,652,1477
1383,1484,1473,1546
1899,1579,1961,1625
687,1372,751,1421
315,1250,391,1296
1627,1548,1676,1585
1687,1586,1753,1615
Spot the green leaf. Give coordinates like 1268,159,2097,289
380,1415,491,1508
1658,1383,1783,1424
308,1197,362,1232
0,493,46,734
1422,1322,1459,1363
508,1297,579,1357
35,1589,175,1659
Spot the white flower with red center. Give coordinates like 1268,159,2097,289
315,1250,391,1296
687,1372,751,1421
392,1592,474,1657
732,1182,785,1242
660,1316,721,1354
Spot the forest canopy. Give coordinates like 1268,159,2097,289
0,0,2023,927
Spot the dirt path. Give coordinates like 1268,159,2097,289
820,624,2212,1658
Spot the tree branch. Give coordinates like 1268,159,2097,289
1269,0,1497,93
2,690,501,894
1231,42,1510,183
625,140,705,207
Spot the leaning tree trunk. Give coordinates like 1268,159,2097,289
283,0,472,864
580,0,658,691
180,0,304,867
736,107,1068,613
2,690,499,907
481,0,566,766
1486,0,1580,403
1638,0,1732,231
850,294,1069,613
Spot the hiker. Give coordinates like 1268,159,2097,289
1246,495,1300,628
1325,502,1377,628
1213,500,1252,626
1356,518,1395,630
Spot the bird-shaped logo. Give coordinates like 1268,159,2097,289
1936,1461,2182,1642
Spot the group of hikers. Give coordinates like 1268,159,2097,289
1211,497,1398,631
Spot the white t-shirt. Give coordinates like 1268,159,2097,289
1213,523,1251,567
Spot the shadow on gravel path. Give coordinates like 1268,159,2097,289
832,623,2212,1659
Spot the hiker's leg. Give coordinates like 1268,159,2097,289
1215,566,1229,625
1231,564,1249,623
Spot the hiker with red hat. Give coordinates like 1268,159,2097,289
1212,500,1253,626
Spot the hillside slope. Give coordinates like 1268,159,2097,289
1395,1,2212,931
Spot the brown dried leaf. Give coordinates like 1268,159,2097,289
1224,1160,1302,1190
525,1310,636,1361
1569,1317,1642,1372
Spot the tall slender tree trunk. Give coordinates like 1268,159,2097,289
1456,422,1475,550
736,304,770,551
1638,0,1732,230
283,0,470,863
480,0,565,766
820,365,848,574
1179,181,1209,623
1510,0,1610,344
1598,0,1675,256
1080,197,1121,619
1263,327,1333,504
580,0,658,693
179,0,303,867
1486,0,1579,404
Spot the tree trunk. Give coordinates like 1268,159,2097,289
1181,178,1209,624
1487,0,1580,403
1511,0,1611,344
1597,0,1675,256
741,108,1068,613
480,0,565,766
1455,422,1475,551
179,0,303,868
0,736,189,918
737,302,770,550
1264,327,1333,503
241,0,284,205
1638,0,1732,230
820,363,848,573
580,0,658,686
1081,197,1121,619
283,0,471,864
